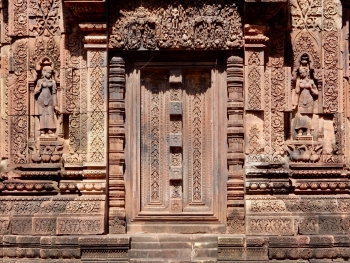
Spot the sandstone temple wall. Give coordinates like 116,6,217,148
0,0,349,261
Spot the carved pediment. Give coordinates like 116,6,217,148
109,0,243,50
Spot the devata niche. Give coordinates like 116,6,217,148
0,0,349,261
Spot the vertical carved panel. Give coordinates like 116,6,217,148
9,0,28,36
267,14,287,161
10,40,28,164
323,32,339,113
88,50,106,163
246,52,262,110
1,54,9,159
226,56,245,234
188,78,203,203
141,75,167,208
108,57,126,234
150,84,161,203
184,73,211,206
263,68,271,161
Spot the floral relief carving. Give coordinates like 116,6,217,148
290,0,322,31
109,0,242,50
323,32,339,113
11,0,28,36
10,40,29,164
29,0,61,36
247,52,261,110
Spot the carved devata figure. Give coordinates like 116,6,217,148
292,54,318,137
286,53,323,163
34,63,60,136
29,61,64,164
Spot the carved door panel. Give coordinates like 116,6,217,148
140,70,213,214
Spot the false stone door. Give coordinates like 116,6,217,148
126,62,226,232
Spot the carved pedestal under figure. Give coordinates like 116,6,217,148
34,65,60,136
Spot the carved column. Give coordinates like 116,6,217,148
108,56,126,233
78,24,108,233
226,56,245,234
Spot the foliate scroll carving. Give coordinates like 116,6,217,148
293,32,321,71
323,32,339,113
247,52,261,110
28,0,61,36
10,40,29,164
29,36,60,77
109,1,243,50
62,23,88,163
271,111,284,161
248,217,295,235
271,68,287,111
323,0,341,32
10,0,28,36
290,0,322,31
263,69,272,161
150,84,161,202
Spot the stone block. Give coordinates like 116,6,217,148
269,236,299,247
0,218,9,235
246,237,267,247
218,236,245,247
16,247,40,258
40,248,80,259
169,133,182,147
334,235,350,246
32,217,56,235
246,216,295,235
11,217,32,235
246,248,268,260
131,235,159,242
309,236,334,247
169,166,182,180
169,101,182,115
169,69,182,83
299,216,319,235
192,248,218,258
131,241,161,249
57,216,104,235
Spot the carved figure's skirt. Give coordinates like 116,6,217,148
38,105,56,130
295,113,311,130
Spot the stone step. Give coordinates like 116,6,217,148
191,258,217,263
193,242,217,249
192,248,218,259
130,259,165,263
129,249,192,259
131,241,193,249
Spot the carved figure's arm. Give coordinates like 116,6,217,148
291,79,300,109
34,80,42,95
310,80,319,96
52,81,60,114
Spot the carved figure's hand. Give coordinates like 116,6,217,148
54,106,60,114
34,86,41,95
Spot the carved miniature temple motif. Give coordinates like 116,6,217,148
0,0,349,261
